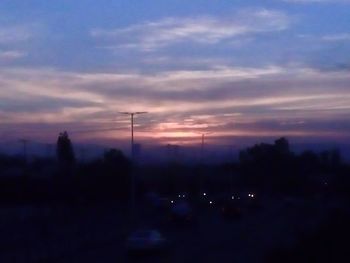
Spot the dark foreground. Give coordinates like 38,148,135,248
1,193,350,263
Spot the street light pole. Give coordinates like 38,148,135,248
120,112,147,158
197,132,212,196
131,113,134,158
119,111,147,224
198,132,212,162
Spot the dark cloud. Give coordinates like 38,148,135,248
0,95,100,113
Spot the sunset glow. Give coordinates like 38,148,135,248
0,1,349,149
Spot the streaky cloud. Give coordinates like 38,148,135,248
91,9,291,52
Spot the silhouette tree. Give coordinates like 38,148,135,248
298,150,320,173
103,149,131,198
330,148,341,168
275,137,290,155
103,148,130,172
56,131,75,172
238,137,300,193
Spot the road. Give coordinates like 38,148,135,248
0,196,337,263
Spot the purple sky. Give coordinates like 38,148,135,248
0,0,349,149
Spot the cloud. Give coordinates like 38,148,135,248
0,50,26,60
0,25,33,44
0,95,100,113
91,9,290,52
321,33,350,42
0,63,350,144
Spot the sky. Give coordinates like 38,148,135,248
0,0,349,149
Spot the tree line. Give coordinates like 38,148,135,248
0,133,349,204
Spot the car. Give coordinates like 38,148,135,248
244,192,262,209
198,192,217,208
168,201,197,225
176,193,187,199
152,197,172,211
126,229,169,254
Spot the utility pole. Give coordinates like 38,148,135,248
119,111,148,224
119,112,147,159
197,132,212,196
198,132,212,163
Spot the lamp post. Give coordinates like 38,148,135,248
197,132,212,162
119,111,148,223
197,132,212,196
119,112,147,159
